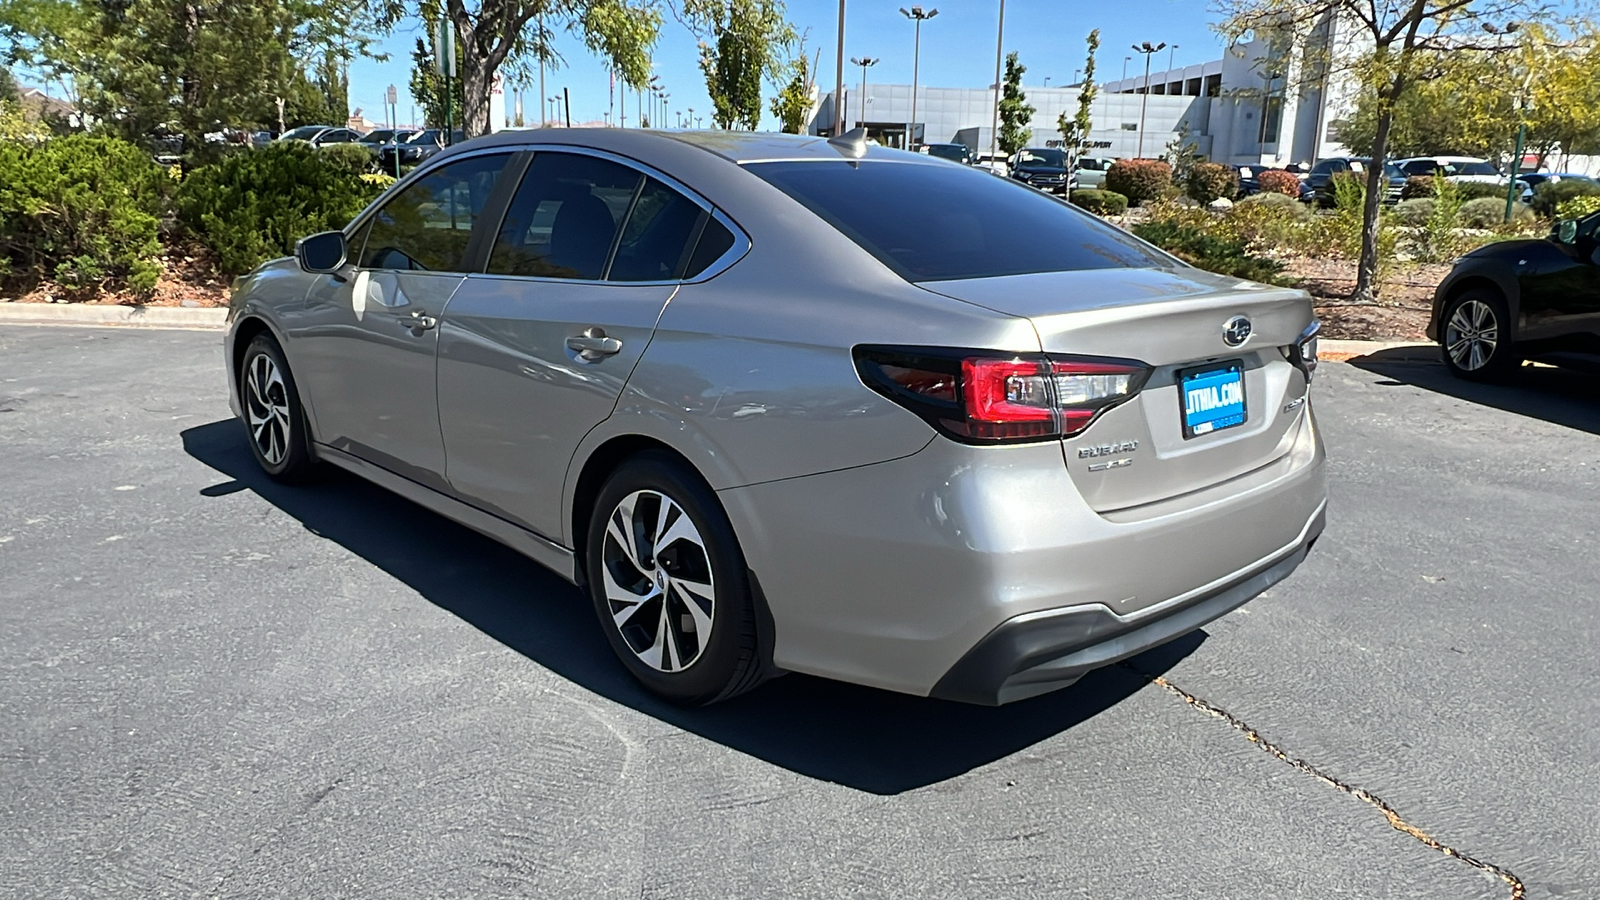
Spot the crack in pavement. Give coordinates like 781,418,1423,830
1122,663,1525,899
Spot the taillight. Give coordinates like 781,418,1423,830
855,346,1151,444
1287,320,1320,381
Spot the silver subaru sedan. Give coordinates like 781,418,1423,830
225,129,1326,706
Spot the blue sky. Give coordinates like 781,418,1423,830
350,0,1228,129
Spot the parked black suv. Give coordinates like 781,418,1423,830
922,142,974,165
376,128,465,170
1304,157,1405,206
1010,147,1075,195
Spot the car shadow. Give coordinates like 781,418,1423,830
181,419,1200,795
1351,347,1600,436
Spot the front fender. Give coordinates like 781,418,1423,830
1428,260,1523,342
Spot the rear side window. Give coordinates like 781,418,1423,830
487,152,640,280
684,217,735,279
608,177,704,282
746,160,1165,282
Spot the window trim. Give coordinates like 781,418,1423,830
473,144,750,287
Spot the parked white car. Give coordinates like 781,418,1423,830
1393,156,1505,186
1073,157,1117,190
972,151,1009,178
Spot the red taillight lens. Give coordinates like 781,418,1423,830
856,347,1151,444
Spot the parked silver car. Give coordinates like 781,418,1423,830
226,129,1326,706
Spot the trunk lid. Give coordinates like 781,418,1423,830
920,266,1315,514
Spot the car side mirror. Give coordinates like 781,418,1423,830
1556,219,1580,245
296,230,348,274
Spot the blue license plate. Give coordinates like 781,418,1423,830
1179,361,1247,439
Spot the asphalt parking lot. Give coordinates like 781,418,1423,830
2,325,1597,899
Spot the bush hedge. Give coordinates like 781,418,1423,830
1132,219,1286,284
1456,182,1508,202
1236,191,1307,217
318,142,377,177
1556,195,1600,221
1457,196,1532,229
1186,162,1240,204
1106,159,1173,206
0,134,170,293
1256,169,1301,197
178,142,385,276
1532,178,1600,218
1070,189,1129,216
1392,198,1436,227
1401,176,1437,200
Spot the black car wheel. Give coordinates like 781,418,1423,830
239,334,318,481
1440,289,1518,381
585,452,768,706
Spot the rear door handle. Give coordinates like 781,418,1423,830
402,311,437,334
567,327,623,361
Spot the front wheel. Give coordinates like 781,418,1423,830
585,453,766,705
1440,290,1518,381
239,334,318,481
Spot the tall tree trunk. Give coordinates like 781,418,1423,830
1354,83,1401,304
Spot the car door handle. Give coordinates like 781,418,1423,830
401,311,437,334
567,327,623,361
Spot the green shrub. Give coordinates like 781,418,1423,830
1458,196,1530,229
318,142,376,177
1132,220,1286,284
1105,159,1173,206
1186,161,1240,204
1392,198,1436,227
1415,177,1464,263
1257,169,1301,197
1069,189,1129,216
1556,195,1600,221
178,142,386,276
1532,178,1600,218
1236,191,1307,217
1401,175,1437,200
1456,181,1508,202
0,134,170,294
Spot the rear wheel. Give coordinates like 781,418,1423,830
239,334,317,481
585,453,765,705
1440,289,1518,381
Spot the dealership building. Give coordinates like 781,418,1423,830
805,17,1359,168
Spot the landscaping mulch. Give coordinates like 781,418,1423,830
1,240,231,308
1284,257,1444,342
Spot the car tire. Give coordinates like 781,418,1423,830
1440,289,1519,381
239,334,318,482
585,452,766,706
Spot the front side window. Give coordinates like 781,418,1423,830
487,152,641,280
747,159,1167,282
358,153,511,272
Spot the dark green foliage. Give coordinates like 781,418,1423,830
177,142,384,276
409,36,463,129
1131,220,1286,284
1186,162,1241,204
997,52,1034,155
1459,196,1529,228
318,142,376,176
1069,189,1129,216
1456,181,1507,202
1531,178,1600,218
1236,191,1308,217
1401,175,1437,199
1105,159,1172,206
0,135,170,294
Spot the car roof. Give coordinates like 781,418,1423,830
431,127,942,166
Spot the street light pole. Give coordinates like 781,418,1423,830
1166,44,1179,91
900,6,937,150
835,0,847,135
989,0,1005,161
850,56,879,132
1122,56,1130,85
1132,41,1165,158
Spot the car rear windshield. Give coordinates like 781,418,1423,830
746,160,1168,282
1454,161,1500,176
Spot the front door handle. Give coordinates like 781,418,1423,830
402,311,437,335
567,327,623,361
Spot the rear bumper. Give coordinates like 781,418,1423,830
718,403,1327,700
931,502,1324,705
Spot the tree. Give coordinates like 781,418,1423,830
377,0,662,139
767,48,810,133
1058,29,1099,168
685,0,795,130
409,36,464,128
1216,0,1555,303
1163,120,1202,183
997,51,1033,155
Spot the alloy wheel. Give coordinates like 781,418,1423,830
600,489,716,673
244,353,292,466
1444,299,1499,372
